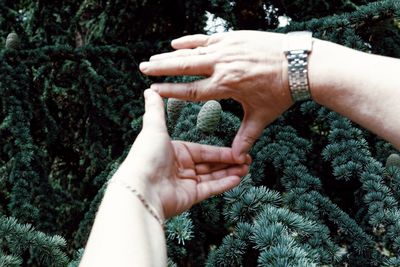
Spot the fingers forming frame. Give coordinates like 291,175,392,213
142,89,167,132
140,33,260,205
232,113,266,160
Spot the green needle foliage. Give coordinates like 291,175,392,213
0,0,399,266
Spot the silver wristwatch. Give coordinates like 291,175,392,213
284,31,313,102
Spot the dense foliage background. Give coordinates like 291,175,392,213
0,0,399,266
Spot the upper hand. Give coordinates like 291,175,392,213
139,31,294,161
114,89,250,220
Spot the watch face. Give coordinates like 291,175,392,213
284,31,313,53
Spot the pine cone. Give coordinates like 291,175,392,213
5,33,20,49
386,153,400,168
196,100,221,134
167,98,186,122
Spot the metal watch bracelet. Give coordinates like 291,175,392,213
284,31,313,102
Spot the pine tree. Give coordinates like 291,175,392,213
0,0,399,266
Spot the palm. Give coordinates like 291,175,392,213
151,136,249,218
120,89,249,219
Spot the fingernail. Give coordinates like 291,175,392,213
144,89,151,99
227,176,241,186
149,55,158,61
238,153,247,163
171,39,178,46
244,167,250,176
150,84,159,93
246,154,252,164
139,62,149,71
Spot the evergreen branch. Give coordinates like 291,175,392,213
166,212,194,245
0,216,68,266
281,0,399,34
0,249,22,267
324,112,400,256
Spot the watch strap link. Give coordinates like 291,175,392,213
284,31,313,102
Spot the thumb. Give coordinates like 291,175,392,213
142,89,167,132
232,114,265,163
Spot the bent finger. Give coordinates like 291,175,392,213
232,114,266,162
196,176,241,202
195,163,230,174
195,155,252,174
175,141,249,164
142,89,167,132
198,164,249,182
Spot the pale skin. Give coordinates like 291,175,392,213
81,30,400,266
140,30,400,157
80,89,251,267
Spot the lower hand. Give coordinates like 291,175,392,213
139,31,294,161
114,89,250,220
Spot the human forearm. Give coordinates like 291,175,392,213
309,39,400,148
80,177,166,267
80,89,250,266
140,31,400,154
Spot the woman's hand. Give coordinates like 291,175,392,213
139,31,293,161
114,89,250,220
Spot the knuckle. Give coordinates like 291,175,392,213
227,69,245,83
206,35,215,46
212,67,244,87
200,146,208,161
194,47,205,55
186,82,199,100
179,61,191,72
207,33,223,45
242,135,257,146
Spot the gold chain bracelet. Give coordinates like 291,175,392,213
107,179,164,226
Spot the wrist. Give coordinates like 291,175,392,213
283,31,313,102
110,173,166,222
308,38,333,104
308,38,360,107
281,48,292,105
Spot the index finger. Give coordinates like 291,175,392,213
140,55,214,76
175,141,251,164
